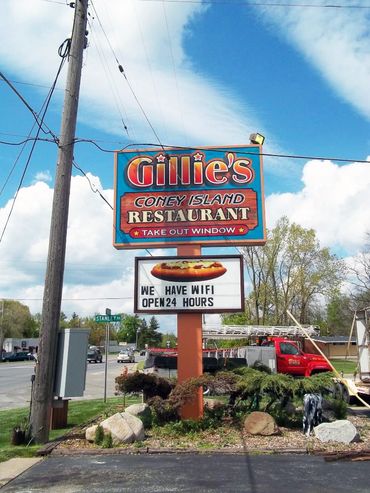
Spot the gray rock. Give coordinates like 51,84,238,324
314,420,360,444
85,424,98,442
125,403,152,427
244,411,280,436
119,412,145,441
85,412,144,446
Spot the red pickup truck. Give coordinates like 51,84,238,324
261,337,332,377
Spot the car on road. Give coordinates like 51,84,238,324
117,350,135,363
1,351,30,362
87,349,103,363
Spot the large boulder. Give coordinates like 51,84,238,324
85,412,145,445
314,420,360,444
244,411,280,436
85,424,98,442
125,403,152,427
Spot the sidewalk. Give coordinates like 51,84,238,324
0,458,42,488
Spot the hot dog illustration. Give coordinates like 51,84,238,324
151,260,227,282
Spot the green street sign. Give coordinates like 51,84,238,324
95,314,122,323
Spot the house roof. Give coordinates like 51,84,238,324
312,336,356,344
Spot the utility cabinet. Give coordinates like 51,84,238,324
53,328,90,398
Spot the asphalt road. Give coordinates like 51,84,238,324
2,453,370,493
0,355,136,410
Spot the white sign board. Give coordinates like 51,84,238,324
134,255,244,314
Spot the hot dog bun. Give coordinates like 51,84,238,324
151,260,227,282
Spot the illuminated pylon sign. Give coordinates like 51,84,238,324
113,145,266,249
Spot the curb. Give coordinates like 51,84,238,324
49,446,311,457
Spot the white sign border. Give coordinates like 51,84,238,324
134,255,245,314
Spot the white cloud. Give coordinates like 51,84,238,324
258,1,370,119
0,174,138,316
0,0,290,176
0,173,181,333
34,170,52,183
266,159,370,254
0,1,250,142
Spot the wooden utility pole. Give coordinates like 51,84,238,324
30,0,88,443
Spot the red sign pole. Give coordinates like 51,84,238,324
177,244,204,420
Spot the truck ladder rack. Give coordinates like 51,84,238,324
202,324,320,339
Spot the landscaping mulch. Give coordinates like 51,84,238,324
51,412,370,457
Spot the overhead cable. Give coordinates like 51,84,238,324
89,0,166,151
139,0,370,8
71,159,153,256
0,71,59,142
1,134,369,165
87,15,131,138
74,139,370,165
0,39,70,244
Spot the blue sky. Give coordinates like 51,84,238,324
0,0,369,326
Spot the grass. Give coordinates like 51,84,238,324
0,396,140,463
329,359,357,374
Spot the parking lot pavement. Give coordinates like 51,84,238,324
2,453,370,493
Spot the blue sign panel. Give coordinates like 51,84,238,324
114,145,266,249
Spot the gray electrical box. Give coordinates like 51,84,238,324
53,328,90,398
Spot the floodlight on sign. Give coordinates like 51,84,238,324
249,133,265,146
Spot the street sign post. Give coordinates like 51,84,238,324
95,314,121,323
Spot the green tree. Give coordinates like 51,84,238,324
31,313,42,336
137,318,148,349
239,217,346,325
0,300,35,352
117,315,141,344
59,312,69,329
23,316,39,338
324,291,354,335
138,316,162,348
221,310,251,326
213,338,250,348
160,332,177,348
149,316,160,332
70,312,81,327
80,317,106,346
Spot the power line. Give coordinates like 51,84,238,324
6,297,134,301
72,159,114,209
74,140,370,165
2,71,369,167
0,78,63,91
39,0,68,4
0,41,69,244
139,0,370,8
71,158,153,256
132,0,170,141
1,132,369,165
0,137,56,146
0,71,59,141
161,0,187,143
87,15,131,138
89,0,166,151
